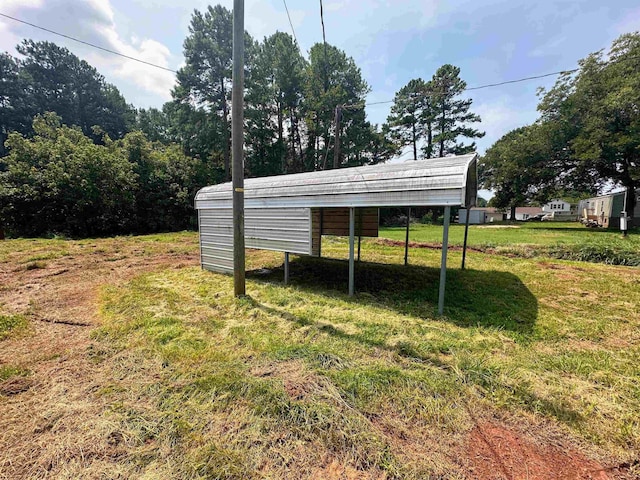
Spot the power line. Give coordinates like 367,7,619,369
319,0,328,47
466,69,578,91
344,67,581,109
319,0,330,90
0,12,177,73
281,0,298,45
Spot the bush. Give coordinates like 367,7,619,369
0,113,215,237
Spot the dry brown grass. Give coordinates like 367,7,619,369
0,233,198,479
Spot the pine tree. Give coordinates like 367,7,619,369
430,64,484,157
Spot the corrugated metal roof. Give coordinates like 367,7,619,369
195,153,478,210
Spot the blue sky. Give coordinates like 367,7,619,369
1,0,639,159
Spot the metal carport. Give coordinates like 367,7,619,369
194,153,478,314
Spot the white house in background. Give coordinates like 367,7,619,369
542,199,571,214
507,206,543,221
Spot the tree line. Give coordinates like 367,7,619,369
1,4,484,237
481,32,640,219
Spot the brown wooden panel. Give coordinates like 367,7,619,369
319,207,379,237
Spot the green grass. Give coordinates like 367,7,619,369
381,222,640,265
0,365,30,382
0,313,28,340
89,232,639,478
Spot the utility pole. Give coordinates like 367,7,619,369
333,105,342,169
232,0,246,296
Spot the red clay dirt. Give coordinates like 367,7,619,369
468,421,611,480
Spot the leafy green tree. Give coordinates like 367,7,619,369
136,107,171,143
430,64,484,157
480,125,562,220
0,113,215,237
118,131,213,232
0,113,137,236
538,32,640,215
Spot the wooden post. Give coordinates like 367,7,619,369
333,105,342,169
232,0,246,296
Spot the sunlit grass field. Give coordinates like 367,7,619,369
382,220,639,246
1,227,639,478
93,232,638,477
382,222,640,265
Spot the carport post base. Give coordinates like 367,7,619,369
284,252,289,285
438,206,451,315
349,207,355,296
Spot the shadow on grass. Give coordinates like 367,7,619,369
247,256,538,334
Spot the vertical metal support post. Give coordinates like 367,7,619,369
348,207,355,296
232,0,245,296
438,206,451,315
357,208,362,262
284,252,289,285
318,208,323,257
404,207,411,266
462,207,471,269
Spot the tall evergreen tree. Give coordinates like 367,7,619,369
304,43,369,170
246,32,307,176
430,64,484,157
387,78,434,160
174,5,254,180
0,53,31,156
15,40,133,141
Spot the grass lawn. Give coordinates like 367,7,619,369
1,229,639,478
382,221,639,246
381,222,640,265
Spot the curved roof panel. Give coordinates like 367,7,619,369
195,153,477,209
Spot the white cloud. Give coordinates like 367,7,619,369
612,6,640,36
0,0,176,103
474,98,538,153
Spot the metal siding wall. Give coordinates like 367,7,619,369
199,208,234,273
245,208,311,254
199,207,312,273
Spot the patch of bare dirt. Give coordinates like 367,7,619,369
0,238,198,479
375,237,489,253
467,421,611,480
